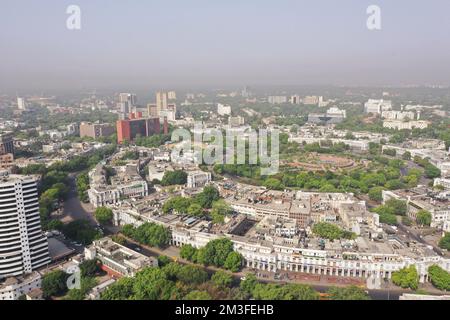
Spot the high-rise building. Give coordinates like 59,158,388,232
241,86,252,98
17,97,26,110
117,93,137,118
147,104,158,117
0,172,51,279
119,93,137,105
156,91,168,115
116,113,164,144
290,95,301,105
0,133,14,155
168,91,177,100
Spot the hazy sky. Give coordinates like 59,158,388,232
1,0,450,93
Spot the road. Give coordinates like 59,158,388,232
61,173,97,225
397,223,446,256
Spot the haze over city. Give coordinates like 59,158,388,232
1,0,450,307
1,0,450,93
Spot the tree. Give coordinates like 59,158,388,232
392,266,419,290
368,187,384,202
66,277,97,300
327,286,371,300
402,151,412,161
203,238,235,267
131,223,171,248
183,291,211,300
312,222,354,241
210,200,233,224
101,277,135,300
416,210,432,227
212,271,233,288
176,265,209,285
427,265,450,291
133,267,177,300
251,283,319,300
195,186,220,208
224,252,243,272
163,196,192,214
95,207,113,225
439,233,450,250
63,220,101,245
41,270,69,298
424,163,441,179
47,219,64,231
385,199,407,216
161,170,188,186
240,274,258,294
79,259,101,277
180,244,197,261
263,178,284,190
158,255,172,267
187,203,203,216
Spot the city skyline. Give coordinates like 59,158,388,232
1,0,450,92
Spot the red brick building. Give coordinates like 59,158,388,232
116,113,166,144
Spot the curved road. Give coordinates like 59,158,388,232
61,174,97,225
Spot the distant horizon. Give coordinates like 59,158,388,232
2,1,450,92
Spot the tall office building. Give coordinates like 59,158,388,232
156,91,168,115
17,97,26,110
0,172,51,279
168,91,177,100
117,93,137,118
0,133,14,155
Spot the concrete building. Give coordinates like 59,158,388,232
302,96,321,106
116,113,162,144
168,91,177,100
0,132,14,155
381,110,415,121
0,173,51,279
88,164,149,208
308,107,347,125
383,120,430,130
0,153,14,170
364,99,392,114
268,96,288,105
383,189,450,231
85,237,157,277
117,93,137,119
435,178,450,190
0,272,42,300
17,97,26,110
80,122,115,139
187,171,212,189
156,91,169,116
228,116,245,127
111,194,449,285
217,103,232,116
290,95,301,105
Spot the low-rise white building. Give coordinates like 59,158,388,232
364,99,392,114
0,272,42,301
85,237,158,277
187,171,212,189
